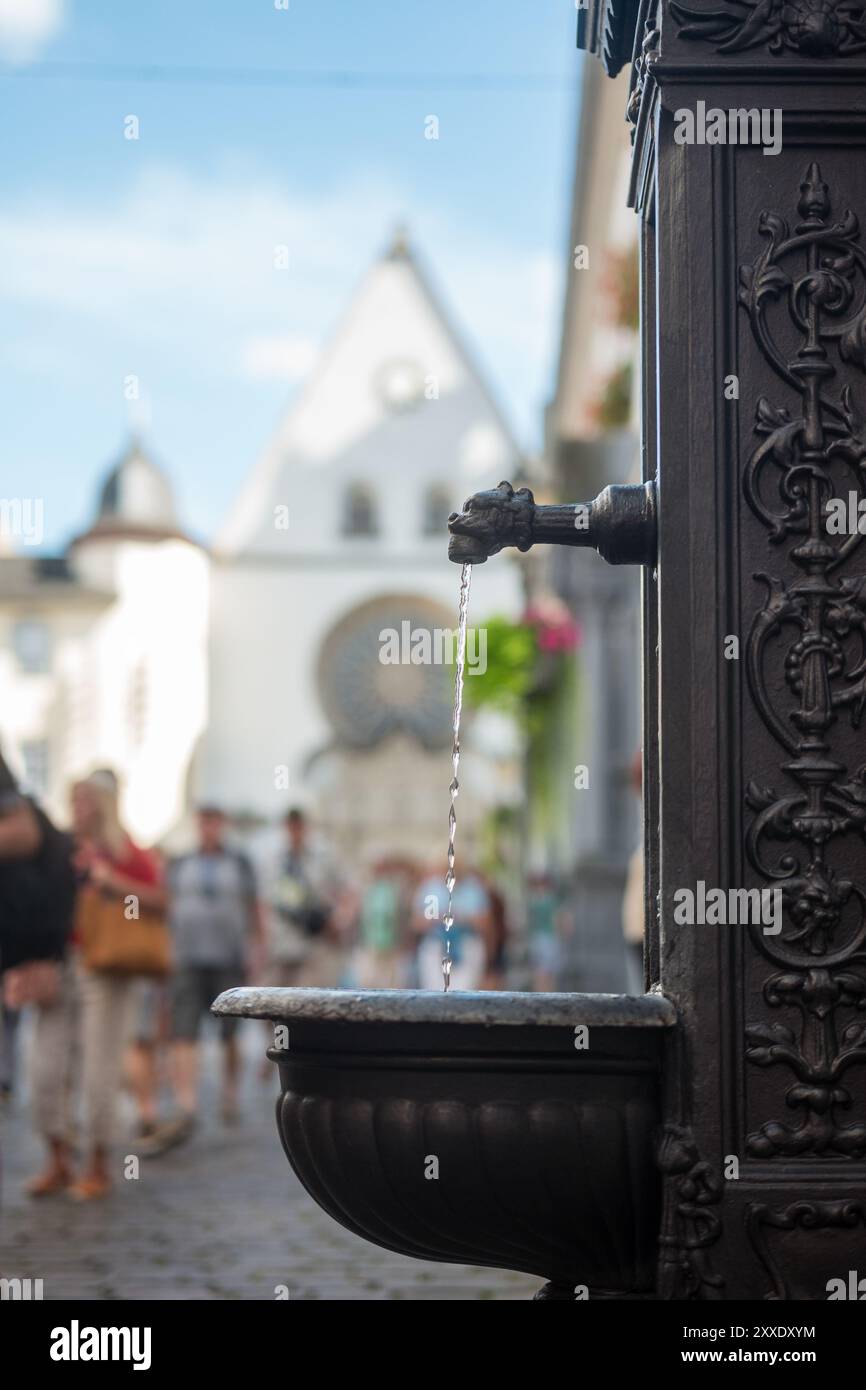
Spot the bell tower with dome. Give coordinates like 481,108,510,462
0,437,210,846
70,437,194,589
88,436,181,536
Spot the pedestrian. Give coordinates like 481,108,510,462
0,1003,19,1104
0,749,74,973
482,874,509,989
350,856,413,989
260,808,344,988
69,770,167,1200
526,872,562,992
411,861,492,992
0,749,76,1193
143,806,262,1152
125,978,168,1142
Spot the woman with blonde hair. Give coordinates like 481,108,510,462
67,770,166,1200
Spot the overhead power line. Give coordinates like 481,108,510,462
0,61,576,93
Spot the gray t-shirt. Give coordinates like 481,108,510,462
168,850,257,967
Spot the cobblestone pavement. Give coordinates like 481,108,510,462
0,1022,541,1301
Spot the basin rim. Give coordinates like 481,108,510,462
211,986,676,1029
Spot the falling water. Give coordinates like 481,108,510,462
443,561,472,991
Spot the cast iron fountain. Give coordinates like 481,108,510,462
214,478,668,1301
216,1,866,1300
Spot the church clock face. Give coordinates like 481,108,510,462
374,358,426,413
318,597,453,750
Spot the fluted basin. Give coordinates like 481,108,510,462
212,987,675,1297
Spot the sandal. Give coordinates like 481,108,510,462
68,1175,112,1201
26,1170,72,1197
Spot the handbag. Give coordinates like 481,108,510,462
78,884,171,978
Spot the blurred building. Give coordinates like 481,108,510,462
532,60,642,990
205,230,523,865
0,441,209,843
0,233,523,862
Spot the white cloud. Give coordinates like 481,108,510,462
0,162,559,442
0,164,402,341
0,0,64,62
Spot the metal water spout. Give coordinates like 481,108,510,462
447,479,657,567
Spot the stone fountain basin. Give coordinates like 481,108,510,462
212,987,675,1296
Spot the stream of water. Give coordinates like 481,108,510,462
443,561,472,991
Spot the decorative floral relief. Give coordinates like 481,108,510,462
671,0,866,57
746,1199,866,1298
657,1126,725,1298
740,164,866,1158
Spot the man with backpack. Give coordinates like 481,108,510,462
142,805,262,1152
259,808,334,985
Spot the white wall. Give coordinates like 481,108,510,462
0,537,209,846
203,554,521,819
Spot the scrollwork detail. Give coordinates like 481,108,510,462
657,1126,725,1298
746,1200,866,1299
671,0,866,59
741,164,866,1159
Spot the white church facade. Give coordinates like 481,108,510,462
0,234,524,864
204,232,524,863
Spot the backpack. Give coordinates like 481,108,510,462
0,800,76,972
270,852,328,938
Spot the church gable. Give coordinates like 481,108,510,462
217,235,519,559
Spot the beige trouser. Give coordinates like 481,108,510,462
77,969,138,1148
32,962,139,1148
30,957,81,1145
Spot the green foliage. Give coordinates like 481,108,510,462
462,615,537,711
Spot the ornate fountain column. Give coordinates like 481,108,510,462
581,0,866,1297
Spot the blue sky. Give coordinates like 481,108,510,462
0,0,582,550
